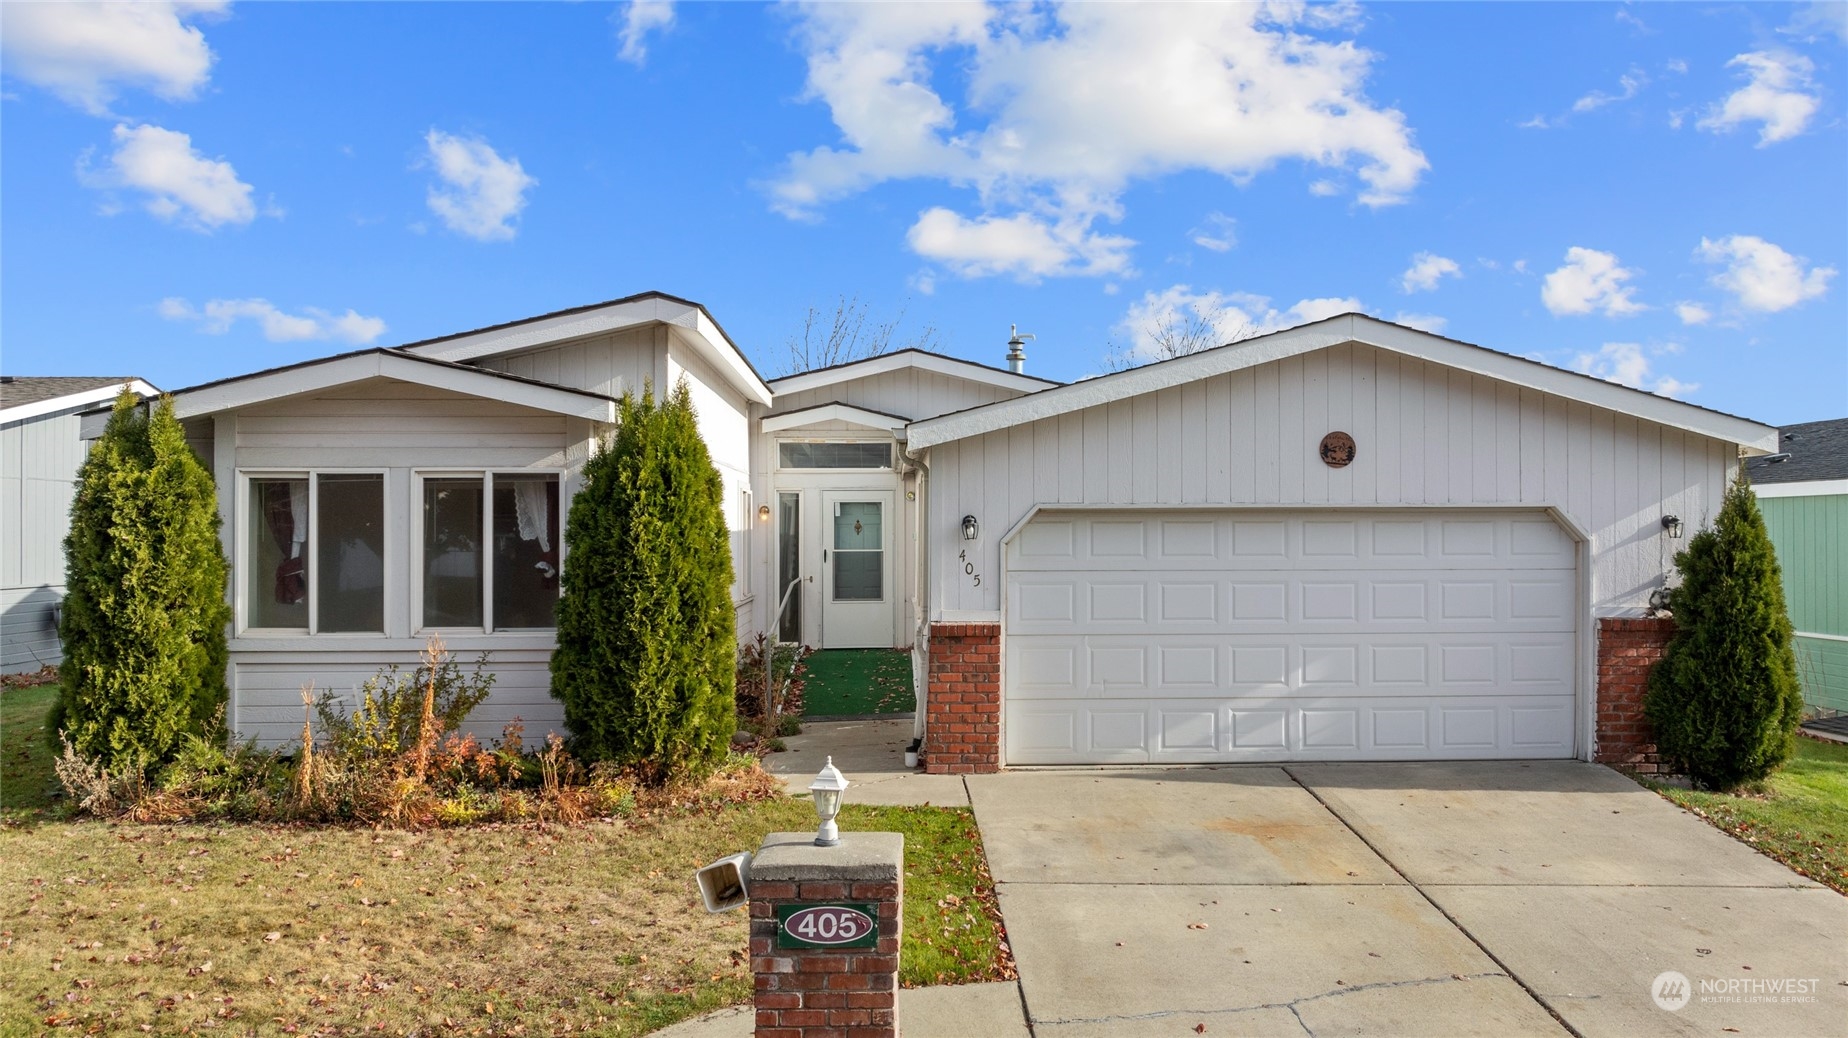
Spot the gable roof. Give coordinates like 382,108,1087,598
905,313,1779,454
1,376,159,424
399,290,772,407
150,348,618,424
1745,418,1848,485
761,402,911,436
767,347,1060,398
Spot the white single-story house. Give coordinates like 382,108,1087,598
86,293,1778,772
1,376,158,672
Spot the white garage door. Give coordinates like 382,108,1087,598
1005,511,1579,764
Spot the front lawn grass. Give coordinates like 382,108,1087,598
0,799,1010,1035
1,678,60,820
1643,736,1848,894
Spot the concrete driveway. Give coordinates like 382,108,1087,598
968,761,1847,1038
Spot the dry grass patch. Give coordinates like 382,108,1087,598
1,797,1008,1036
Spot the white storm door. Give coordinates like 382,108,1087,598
820,491,895,648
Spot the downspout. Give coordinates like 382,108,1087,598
902,440,930,747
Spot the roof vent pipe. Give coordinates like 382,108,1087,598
1006,325,1034,375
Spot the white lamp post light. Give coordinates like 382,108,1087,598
809,756,849,847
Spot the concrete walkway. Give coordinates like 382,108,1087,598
665,722,1847,1036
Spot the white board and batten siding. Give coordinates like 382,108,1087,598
924,342,1736,764
1,409,91,671
220,379,588,748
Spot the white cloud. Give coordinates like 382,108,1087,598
1573,67,1647,113
1674,302,1712,326
1115,285,1360,361
1572,342,1696,399
1400,252,1460,293
1695,235,1836,312
1541,247,1645,317
81,123,255,231
615,0,674,65
0,0,224,115
160,297,387,344
1189,212,1238,253
1308,179,1343,197
1665,58,1688,75
424,130,537,242
1781,2,1848,45
773,2,1426,278
1697,51,1821,146
1392,312,1448,334
906,207,1133,280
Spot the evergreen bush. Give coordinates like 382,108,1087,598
1644,468,1804,790
550,382,736,783
54,391,230,774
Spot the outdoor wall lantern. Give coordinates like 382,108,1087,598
1661,515,1684,539
961,515,979,541
758,504,772,523
809,756,849,847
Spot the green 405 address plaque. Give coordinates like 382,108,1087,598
775,903,879,950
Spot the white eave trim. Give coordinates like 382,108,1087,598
400,296,772,407
1754,478,1848,498
905,314,1779,454
762,403,910,436
768,349,1057,397
1,380,159,425
164,352,618,423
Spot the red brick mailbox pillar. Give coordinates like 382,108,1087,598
750,831,904,1038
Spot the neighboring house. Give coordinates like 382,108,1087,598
1,376,159,673
73,295,1780,772
1747,418,1848,715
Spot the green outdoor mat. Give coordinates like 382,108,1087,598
800,649,916,717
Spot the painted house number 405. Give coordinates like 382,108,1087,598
959,549,982,588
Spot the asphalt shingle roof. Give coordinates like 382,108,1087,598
1745,418,1848,485
0,376,144,411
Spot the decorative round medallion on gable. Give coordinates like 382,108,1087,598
1319,431,1357,468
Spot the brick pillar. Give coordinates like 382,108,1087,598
1594,616,1675,774
923,621,1001,775
750,832,903,1038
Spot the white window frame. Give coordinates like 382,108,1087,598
238,469,389,637
411,469,564,635
774,438,896,471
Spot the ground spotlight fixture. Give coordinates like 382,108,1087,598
1661,515,1683,539
961,515,979,541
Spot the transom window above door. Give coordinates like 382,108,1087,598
777,441,892,469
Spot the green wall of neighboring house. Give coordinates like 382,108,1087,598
1759,492,1848,714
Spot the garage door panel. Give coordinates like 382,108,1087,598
1007,631,1575,700
1011,572,1574,634
1004,695,1576,764
1009,514,1577,572
1003,510,1579,763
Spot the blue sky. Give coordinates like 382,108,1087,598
3,1,1844,424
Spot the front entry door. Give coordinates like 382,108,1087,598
820,490,895,648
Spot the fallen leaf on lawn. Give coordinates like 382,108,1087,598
264,932,281,943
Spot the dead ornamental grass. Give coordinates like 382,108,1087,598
1,799,825,1036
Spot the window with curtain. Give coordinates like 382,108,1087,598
420,473,559,631
246,473,384,633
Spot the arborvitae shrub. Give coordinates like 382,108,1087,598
1644,468,1804,790
54,392,230,774
549,382,736,783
